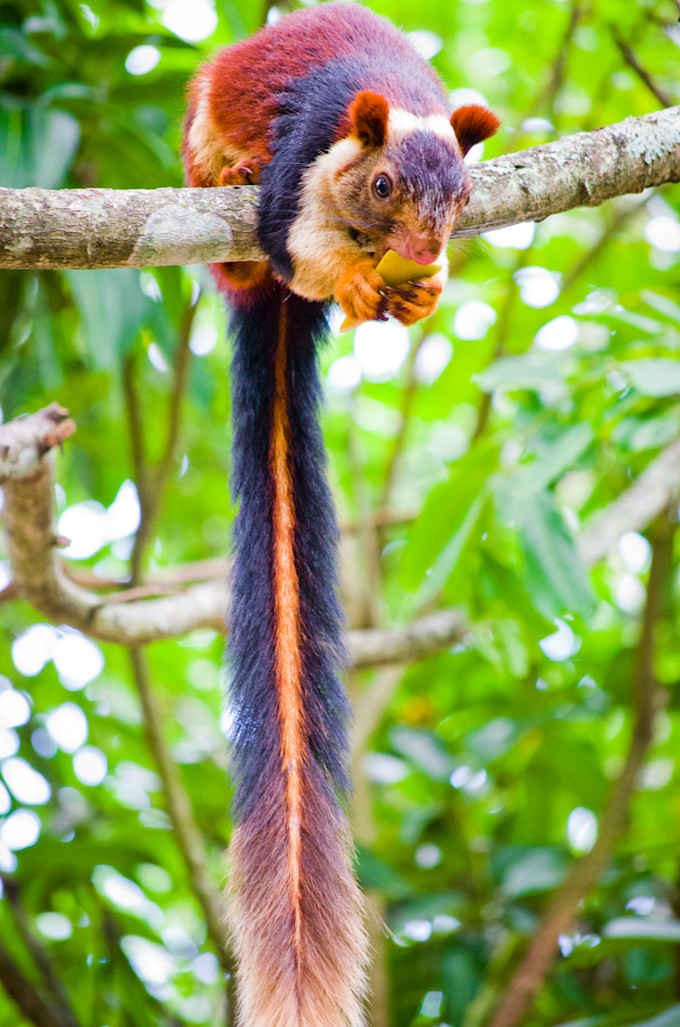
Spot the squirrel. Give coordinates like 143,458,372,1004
183,4,499,1025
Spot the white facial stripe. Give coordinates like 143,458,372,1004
313,136,363,177
387,109,455,143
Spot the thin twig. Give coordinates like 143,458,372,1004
472,250,530,443
125,298,196,584
378,330,427,514
351,666,406,767
578,436,680,565
0,937,78,1027
128,647,234,984
612,28,674,109
346,396,382,628
0,876,77,1025
378,252,469,513
122,354,151,587
561,194,647,292
540,2,584,122
153,299,198,502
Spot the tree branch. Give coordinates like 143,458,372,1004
536,1,583,123
1,108,679,269
472,250,530,444
0,406,466,664
578,436,680,565
4,407,680,662
612,29,675,109
0,936,78,1027
127,647,233,982
377,328,428,513
488,515,674,1027
349,609,468,668
0,877,78,1026
124,296,197,585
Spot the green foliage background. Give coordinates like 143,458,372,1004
1,0,680,1025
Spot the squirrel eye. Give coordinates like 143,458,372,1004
373,174,392,199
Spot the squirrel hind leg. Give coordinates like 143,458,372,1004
219,156,264,187
210,260,272,296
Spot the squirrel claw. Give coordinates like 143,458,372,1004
219,158,263,187
385,277,442,326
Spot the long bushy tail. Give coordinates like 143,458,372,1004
226,282,368,1027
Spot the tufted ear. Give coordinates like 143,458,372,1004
348,91,389,147
451,105,501,156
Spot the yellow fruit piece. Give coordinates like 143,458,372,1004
339,250,441,332
376,249,441,287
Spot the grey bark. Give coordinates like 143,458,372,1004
0,107,679,270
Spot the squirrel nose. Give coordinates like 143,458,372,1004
392,235,442,265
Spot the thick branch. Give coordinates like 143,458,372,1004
1,108,679,269
488,518,673,1027
0,185,260,270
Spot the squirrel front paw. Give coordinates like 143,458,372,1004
335,259,387,323
384,277,443,327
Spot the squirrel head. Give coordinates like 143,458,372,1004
329,92,499,263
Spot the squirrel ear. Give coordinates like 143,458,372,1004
349,91,389,147
451,105,501,156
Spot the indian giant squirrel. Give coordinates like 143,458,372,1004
183,5,499,1024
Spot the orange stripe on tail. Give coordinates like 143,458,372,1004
271,301,305,983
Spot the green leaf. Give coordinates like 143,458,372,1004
500,847,567,896
0,27,51,66
400,442,498,606
516,491,594,620
31,109,81,189
66,269,152,367
558,1004,680,1027
607,309,665,334
603,918,680,942
641,289,680,325
511,422,594,497
476,618,529,678
466,717,520,761
389,726,454,781
475,352,567,401
620,359,680,398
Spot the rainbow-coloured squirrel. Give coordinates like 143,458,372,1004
183,5,499,1025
